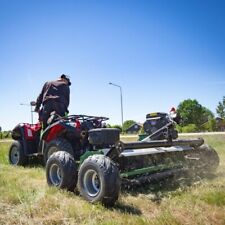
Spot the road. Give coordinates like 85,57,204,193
179,131,225,136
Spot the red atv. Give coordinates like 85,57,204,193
9,114,112,166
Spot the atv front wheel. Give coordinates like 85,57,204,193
78,154,120,206
9,141,28,166
46,151,77,191
44,138,74,163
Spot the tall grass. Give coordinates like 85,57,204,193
0,135,225,225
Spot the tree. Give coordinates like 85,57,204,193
122,120,136,132
216,96,225,119
111,125,122,133
202,118,216,131
177,99,214,128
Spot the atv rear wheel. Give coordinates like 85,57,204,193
9,141,28,166
44,138,74,163
46,151,77,191
78,155,120,206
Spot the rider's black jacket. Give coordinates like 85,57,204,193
35,79,70,113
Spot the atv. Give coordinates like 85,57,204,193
9,114,110,165
9,111,219,206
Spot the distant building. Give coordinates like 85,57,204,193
126,123,142,134
216,117,225,131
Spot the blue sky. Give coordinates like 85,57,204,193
0,0,225,130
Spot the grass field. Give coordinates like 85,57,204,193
0,135,225,225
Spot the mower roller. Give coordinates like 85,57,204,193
9,111,219,206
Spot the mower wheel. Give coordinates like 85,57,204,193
187,144,220,176
44,138,74,163
46,151,77,192
9,140,28,166
198,144,220,173
78,154,120,206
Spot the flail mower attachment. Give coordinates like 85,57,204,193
106,137,219,188
105,112,219,187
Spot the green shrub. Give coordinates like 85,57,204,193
176,125,183,133
180,124,199,133
0,131,11,139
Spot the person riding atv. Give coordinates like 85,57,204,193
34,74,71,129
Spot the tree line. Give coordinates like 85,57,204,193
176,97,225,132
0,130,11,139
109,96,225,133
